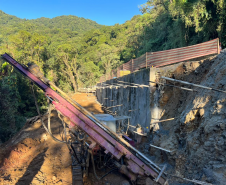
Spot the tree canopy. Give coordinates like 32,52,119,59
1,0,225,142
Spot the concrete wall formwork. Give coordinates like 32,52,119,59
96,69,151,129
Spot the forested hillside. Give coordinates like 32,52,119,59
0,10,104,142
0,10,102,35
1,0,226,142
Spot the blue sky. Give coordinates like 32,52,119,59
0,0,147,26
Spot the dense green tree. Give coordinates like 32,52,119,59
1,1,226,143
97,44,120,74
139,0,226,47
57,44,79,92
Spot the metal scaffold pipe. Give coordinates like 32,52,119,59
151,117,176,124
150,144,173,153
161,76,226,94
117,80,150,88
149,80,197,92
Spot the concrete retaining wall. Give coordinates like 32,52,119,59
96,69,151,129
96,61,202,131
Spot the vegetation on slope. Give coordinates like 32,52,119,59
0,0,226,142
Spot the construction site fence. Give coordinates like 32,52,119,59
99,38,220,83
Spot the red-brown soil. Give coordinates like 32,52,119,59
0,93,127,185
72,93,104,114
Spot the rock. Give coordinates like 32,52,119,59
204,141,212,147
199,108,205,117
52,175,56,181
210,147,215,152
204,118,223,134
203,168,216,183
212,164,225,170
217,103,223,110
219,122,225,130
120,180,130,185
152,135,161,146
217,137,225,146
3,174,11,181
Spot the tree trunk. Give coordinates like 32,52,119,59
62,55,77,93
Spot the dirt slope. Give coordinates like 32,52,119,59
72,93,104,114
0,93,118,185
149,52,226,184
0,112,72,185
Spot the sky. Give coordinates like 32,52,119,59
0,0,147,26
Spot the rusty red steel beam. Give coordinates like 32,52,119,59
146,46,217,61
148,50,217,67
123,62,131,66
127,40,217,70
133,60,146,66
123,63,132,67
146,44,217,58
147,50,217,65
2,53,167,184
146,39,218,57
134,55,146,62
99,39,218,83
154,53,216,68
147,49,217,62
133,61,146,68
134,59,146,64
146,48,217,62
123,65,132,69
123,64,131,68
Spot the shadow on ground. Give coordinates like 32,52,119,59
16,147,48,185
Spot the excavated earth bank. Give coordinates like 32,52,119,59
0,93,128,185
146,51,226,184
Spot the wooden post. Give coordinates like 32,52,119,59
146,52,148,68
132,59,134,72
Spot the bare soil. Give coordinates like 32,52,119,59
0,93,127,185
149,53,226,184
72,93,104,114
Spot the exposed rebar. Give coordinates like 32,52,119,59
161,76,226,93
